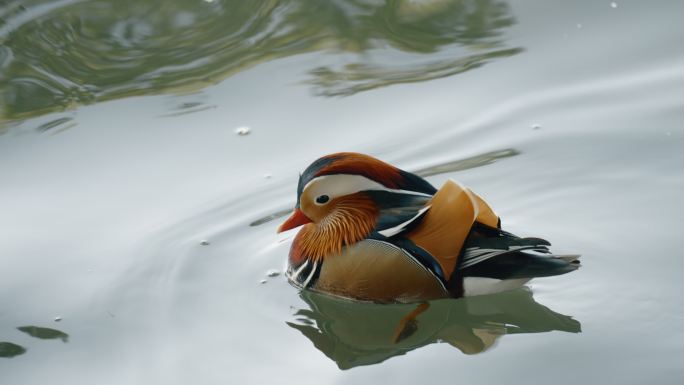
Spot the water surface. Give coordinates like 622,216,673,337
1,0,683,384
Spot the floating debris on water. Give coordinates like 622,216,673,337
532,124,541,130
54,316,62,322
235,126,251,136
200,240,210,246
263,173,272,179
266,269,280,277
260,279,268,284
610,2,618,8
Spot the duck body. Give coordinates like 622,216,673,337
279,153,579,303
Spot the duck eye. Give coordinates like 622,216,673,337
315,195,330,204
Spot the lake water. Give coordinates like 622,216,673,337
1,0,683,383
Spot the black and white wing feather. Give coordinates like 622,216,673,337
458,223,580,280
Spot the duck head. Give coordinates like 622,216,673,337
278,152,436,264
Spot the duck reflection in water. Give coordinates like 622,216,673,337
288,288,580,369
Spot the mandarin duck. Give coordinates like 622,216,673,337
278,152,580,303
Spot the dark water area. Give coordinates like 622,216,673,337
1,0,683,384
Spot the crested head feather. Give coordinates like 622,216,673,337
296,152,436,206
313,153,405,189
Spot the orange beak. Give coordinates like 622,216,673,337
277,208,312,233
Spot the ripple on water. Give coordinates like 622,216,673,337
2,0,683,383
1,0,520,122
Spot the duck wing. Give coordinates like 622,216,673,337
405,180,500,279
459,223,580,280
365,180,579,297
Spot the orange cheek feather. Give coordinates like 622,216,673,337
288,194,379,265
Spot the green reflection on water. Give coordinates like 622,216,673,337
289,288,580,369
17,325,69,342
1,0,518,123
0,341,27,358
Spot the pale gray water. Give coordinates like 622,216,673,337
1,0,683,383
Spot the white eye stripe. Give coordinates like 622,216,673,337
303,174,432,201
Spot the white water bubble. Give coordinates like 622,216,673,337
235,126,251,136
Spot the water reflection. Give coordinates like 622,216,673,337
0,342,27,358
159,93,217,117
1,0,519,122
288,289,580,369
17,325,69,342
307,48,520,97
414,148,519,177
